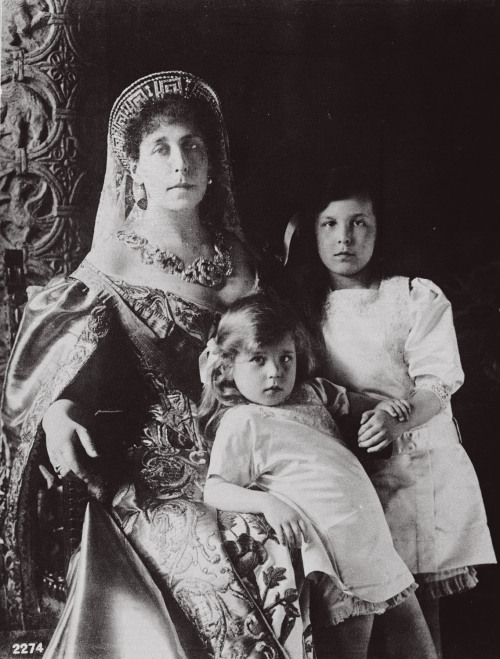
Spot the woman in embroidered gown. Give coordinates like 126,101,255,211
281,167,496,656
0,72,309,659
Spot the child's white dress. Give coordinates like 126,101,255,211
320,276,496,595
207,380,416,614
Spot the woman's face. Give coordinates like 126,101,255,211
131,117,209,212
315,196,377,287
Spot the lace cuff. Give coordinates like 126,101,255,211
412,377,451,411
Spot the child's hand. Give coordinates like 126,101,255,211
375,398,411,422
262,494,309,548
358,409,403,453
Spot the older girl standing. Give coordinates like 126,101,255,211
284,167,496,657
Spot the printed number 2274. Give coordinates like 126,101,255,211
12,643,45,655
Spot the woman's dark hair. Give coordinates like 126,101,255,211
282,166,384,332
123,95,219,162
123,94,224,227
197,292,316,439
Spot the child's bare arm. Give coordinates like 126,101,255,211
358,389,441,453
346,392,410,421
375,398,411,421
204,476,308,547
204,475,272,514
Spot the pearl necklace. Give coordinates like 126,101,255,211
116,229,233,288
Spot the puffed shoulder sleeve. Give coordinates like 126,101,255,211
308,378,350,416
207,407,257,487
405,277,464,409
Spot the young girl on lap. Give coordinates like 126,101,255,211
199,294,436,659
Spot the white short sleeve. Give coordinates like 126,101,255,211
207,407,257,487
405,278,464,409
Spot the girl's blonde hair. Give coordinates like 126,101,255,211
197,292,316,440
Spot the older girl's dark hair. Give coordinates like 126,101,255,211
197,292,316,440
123,94,224,227
282,166,383,332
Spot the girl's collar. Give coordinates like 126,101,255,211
329,276,382,293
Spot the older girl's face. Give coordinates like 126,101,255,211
131,117,209,212
315,196,377,288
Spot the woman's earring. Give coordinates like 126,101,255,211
133,180,147,210
207,177,213,185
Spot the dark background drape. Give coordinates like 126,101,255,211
86,0,500,277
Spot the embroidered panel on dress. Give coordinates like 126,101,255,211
106,277,218,342
90,279,218,504
379,278,413,393
252,383,341,437
323,277,414,398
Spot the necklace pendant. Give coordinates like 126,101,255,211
117,229,233,288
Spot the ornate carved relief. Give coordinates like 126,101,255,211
1,0,96,628
1,0,93,362
3,0,53,53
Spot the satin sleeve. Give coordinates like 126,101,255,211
405,278,464,409
206,407,257,487
1,276,104,433
308,378,350,417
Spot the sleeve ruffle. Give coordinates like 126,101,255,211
412,376,452,410
405,278,464,410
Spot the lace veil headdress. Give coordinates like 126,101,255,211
88,71,244,266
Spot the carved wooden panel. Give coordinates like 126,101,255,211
0,0,94,376
0,0,101,629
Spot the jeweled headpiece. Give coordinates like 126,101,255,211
89,71,243,255
109,71,224,170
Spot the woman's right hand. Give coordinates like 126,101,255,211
262,494,309,549
43,399,102,492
